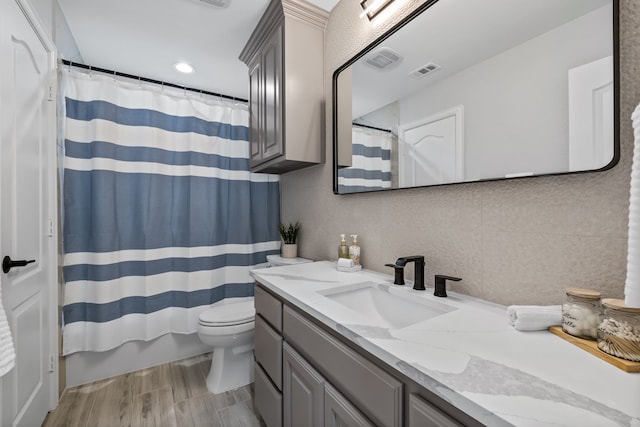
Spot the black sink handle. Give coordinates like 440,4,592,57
385,263,405,286
2,256,36,274
434,275,461,298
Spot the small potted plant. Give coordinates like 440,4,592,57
279,222,300,258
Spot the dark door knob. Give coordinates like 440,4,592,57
2,256,36,273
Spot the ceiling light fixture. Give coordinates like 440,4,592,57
359,0,394,20
174,62,194,74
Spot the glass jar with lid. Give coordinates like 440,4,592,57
597,298,640,362
561,287,603,339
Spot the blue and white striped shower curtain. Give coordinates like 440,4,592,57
60,71,280,355
337,126,392,193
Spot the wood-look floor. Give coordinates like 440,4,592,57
42,353,264,427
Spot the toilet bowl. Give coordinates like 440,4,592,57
197,298,255,394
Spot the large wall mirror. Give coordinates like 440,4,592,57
333,0,619,194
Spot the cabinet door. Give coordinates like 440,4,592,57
409,394,463,427
248,56,262,166
261,25,283,162
283,342,324,427
324,384,374,427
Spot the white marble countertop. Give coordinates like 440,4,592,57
250,261,640,427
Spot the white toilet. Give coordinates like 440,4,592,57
197,298,256,394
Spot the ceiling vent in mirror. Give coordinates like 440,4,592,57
409,63,441,79
365,47,403,70
198,0,230,7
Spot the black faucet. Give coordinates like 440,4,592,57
385,256,425,290
434,275,461,297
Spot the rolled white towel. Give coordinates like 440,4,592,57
337,258,354,268
507,305,562,331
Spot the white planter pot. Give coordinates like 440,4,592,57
281,243,297,259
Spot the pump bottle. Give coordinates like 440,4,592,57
338,234,349,259
349,235,360,266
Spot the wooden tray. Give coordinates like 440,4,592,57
549,326,640,373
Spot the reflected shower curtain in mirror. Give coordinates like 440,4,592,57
60,70,280,355
337,126,392,193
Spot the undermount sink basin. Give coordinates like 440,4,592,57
320,282,455,329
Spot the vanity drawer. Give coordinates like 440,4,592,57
254,362,283,427
283,306,403,427
255,284,282,332
255,314,283,390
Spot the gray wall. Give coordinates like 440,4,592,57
280,0,639,306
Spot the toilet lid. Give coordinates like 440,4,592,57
199,300,255,326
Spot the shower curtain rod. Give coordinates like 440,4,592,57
60,59,248,103
352,122,392,133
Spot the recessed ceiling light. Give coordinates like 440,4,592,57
174,62,194,74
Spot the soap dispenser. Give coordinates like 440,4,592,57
349,235,360,266
338,234,349,259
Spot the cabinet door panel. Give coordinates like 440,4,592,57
324,384,374,427
283,342,324,427
409,394,463,427
248,57,262,166
262,25,283,162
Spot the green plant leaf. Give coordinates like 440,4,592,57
279,222,300,244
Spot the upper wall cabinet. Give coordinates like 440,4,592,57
240,0,328,174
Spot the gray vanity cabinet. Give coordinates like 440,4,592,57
239,0,328,174
253,282,473,427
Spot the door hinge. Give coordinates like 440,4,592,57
47,218,54,237
49,355,55,372
48,85,54,101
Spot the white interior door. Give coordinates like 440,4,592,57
568,56,614,171
398,106,464,187
0,0,57,425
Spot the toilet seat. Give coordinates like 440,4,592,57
198,300,255,327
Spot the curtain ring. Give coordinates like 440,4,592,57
68,61,72,72
88,65,93,77
113,69,117,83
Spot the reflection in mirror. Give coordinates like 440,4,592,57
334,0,618,194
